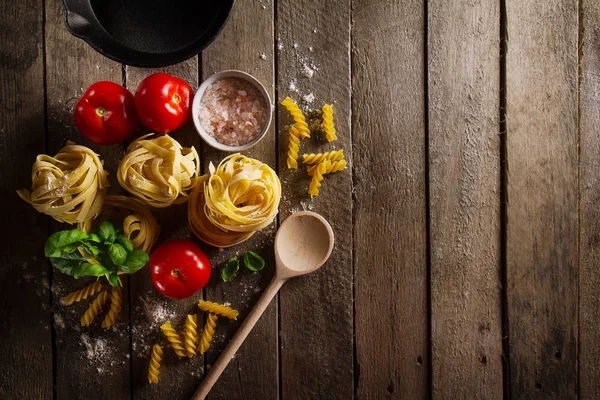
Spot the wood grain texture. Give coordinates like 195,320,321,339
125,59,204,400
428,0,503,397
277,1,353,399
579,0,600,397
0,1,53,399
44,2,131,399
201,2,278,399
352,1,429,398
505,0,579,398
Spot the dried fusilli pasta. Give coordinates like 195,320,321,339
197,300,239,320
303,150,344,165
183,314,198,358
160,322,187,358
199,313,218,355
308,161,328,198
62,281,102,306
148,344,163,384
81,291,109,327
286,125,301,169
101,286,122,329
321,104,337,142
307,159,347,176
281,97,310,139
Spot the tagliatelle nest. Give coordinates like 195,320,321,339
17,143,109,224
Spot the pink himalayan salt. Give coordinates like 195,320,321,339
198,78,268,147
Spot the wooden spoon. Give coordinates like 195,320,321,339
191,211,335,399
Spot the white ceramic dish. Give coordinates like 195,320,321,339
192,70,273,152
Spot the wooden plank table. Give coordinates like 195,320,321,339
1,0,599,398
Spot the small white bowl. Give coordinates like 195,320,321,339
192,70,273,152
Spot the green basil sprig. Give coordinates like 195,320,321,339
221,257,240,282
220,251,266,282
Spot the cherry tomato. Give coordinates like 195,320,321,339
150,239,211,299
74,81,138,145
134,73,193,133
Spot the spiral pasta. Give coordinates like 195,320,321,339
198,300,239,320
281,97,310,139
307,159,347,176
303,150,344,165
286,125,300,169
117,134,200,208
308,161,328,198
17,143,109,224
62,281,102,306
148,344,163,384
199,313,218,355
81,291,109,327
321,104,337,142
101,286,122,329
183,314,198,358
160,322,187,358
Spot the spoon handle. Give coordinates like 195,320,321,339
191,276,285,400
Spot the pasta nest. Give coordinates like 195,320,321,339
188,154,281,247
117,134,200,208
17,143,109,224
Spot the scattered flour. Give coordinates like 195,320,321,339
301,64,315,78
54,314,65,329
260,53,267,60
302,93,315,104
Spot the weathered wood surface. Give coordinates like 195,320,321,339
201,2,278,399
428,0,503,397
277,0,354,399
352,0,429,398
579,0,600,397
505,0,579,398
0,1,53,399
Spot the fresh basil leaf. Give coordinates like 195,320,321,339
107,272,121,287
243,251,265,272
108,243,127,266
88,233,101,243
98,221,117,243
120,250,149,274
82,242,100,257
116,234,134,253
50,257,82,276
45,229,88,257
221,257,239,282
73,262,110,279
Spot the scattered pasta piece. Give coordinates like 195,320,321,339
17,143,109,224
321,104,337,142
307,159,347,176
303,150,344,165
286,126,301,169
101,286,122,329
160,322,187,358
62,281,102,306
281,97,310,139
308,161,328,198
81,291,109,327
199,313,218,355
198,300,239,320
117,134,200,208
148,344,163,384
183,314,198,358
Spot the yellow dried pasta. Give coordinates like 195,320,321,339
117,134,200,208
148,344,163,384
62,281,102,306
17,143,109,224
199,313,218,355
101,286,122,329
281,97,310,139
183,314,198,358
321,104,337,142
307,159,347,176
308,161,328,198
198,300,239,320
81,291,109,327
286,125,301,169
160,322,187,358
303,150,344,165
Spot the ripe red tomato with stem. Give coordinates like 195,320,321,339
74,81,138,145
134,73,193,133
150,239,211,299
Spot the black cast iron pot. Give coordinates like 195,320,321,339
62,0,235,67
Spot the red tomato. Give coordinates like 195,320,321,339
74,81,138,145
134,73,193,133
150,239,211,299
